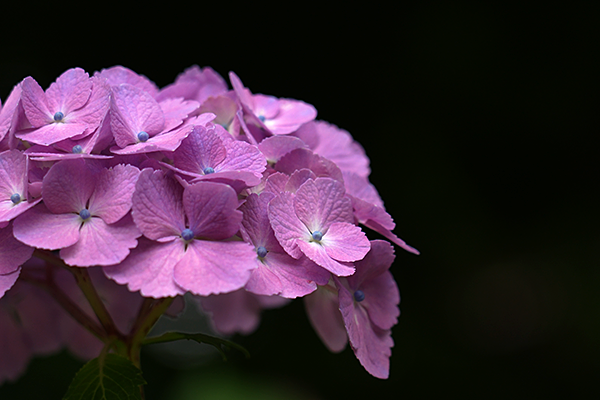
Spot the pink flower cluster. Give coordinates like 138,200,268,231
0,66,417,381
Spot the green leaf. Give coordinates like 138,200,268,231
142,331,250,360
63,353,146,400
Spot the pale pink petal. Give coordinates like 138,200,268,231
297,240,355,276
88,164,140,224
13,203,81,250
41,159,95,214
321,222,370,262
183,182,242,241
304,285,348,353
173,240,256,296
103,238,186,298
45,68,92,114
60,214,141,267
131,169,185,241
110,84,165,148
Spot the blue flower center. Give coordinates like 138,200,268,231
353,290,365,302
72,145,83,154
53,111,65,122
181,229,194,241
311,231,323,241
203,167,215,175
79,209,91,220
137,131,149,142
258,115,266,122
10,193,21,204
256,246,268,258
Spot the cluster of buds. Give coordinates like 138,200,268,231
0,66,417,382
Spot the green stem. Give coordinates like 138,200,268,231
67,266,120,337
128,297,174,368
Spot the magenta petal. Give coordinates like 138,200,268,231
67,76,110,132
183,182,242,240
304,285,348,353
0,223,33,275
42,159,95,214
110,123,195,155
253,94,317,135
363,219,420,255
0,84,22,144
0,300,31,383
321,222,371,262
0,268,20,299
60,215,140,267
13,203,81,250
104,237,186,298
110,84,165,148
45,68,92,114
88,164,140,224
173,240,256,296
297,240,355,276
131,169,186,241
276,148,344,183
239,192,280,251
336,276,394,379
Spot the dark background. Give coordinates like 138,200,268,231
1,3,599,399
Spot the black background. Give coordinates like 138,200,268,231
1,3,599,399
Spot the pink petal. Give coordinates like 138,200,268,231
173,240,256,296
268,191,308,259
0,300,31,383
12,203,81,250
95,66,159,97
131,169,185,241
60,214,141,267
254,94,317,135
41,159,95,214
45,68,92,114
0,84,22,144
110,123,195,155
197,289,263,335
0,223,33,275
16,123,90,146
294,178,353,232
336,276,394,379
183,181,242,241
103,237,185,298
0,269,20,299
110,84,165,148
156,66,228,105
239,192,280,251
321,222,371,262
258,135,307,163
159,97,200,132
88,164,140,224
20,77,53,126
297,240,355,276
67,76,110,133
276,148,344,183
304,285,348,353
217,139,266,179
173,124,226,174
